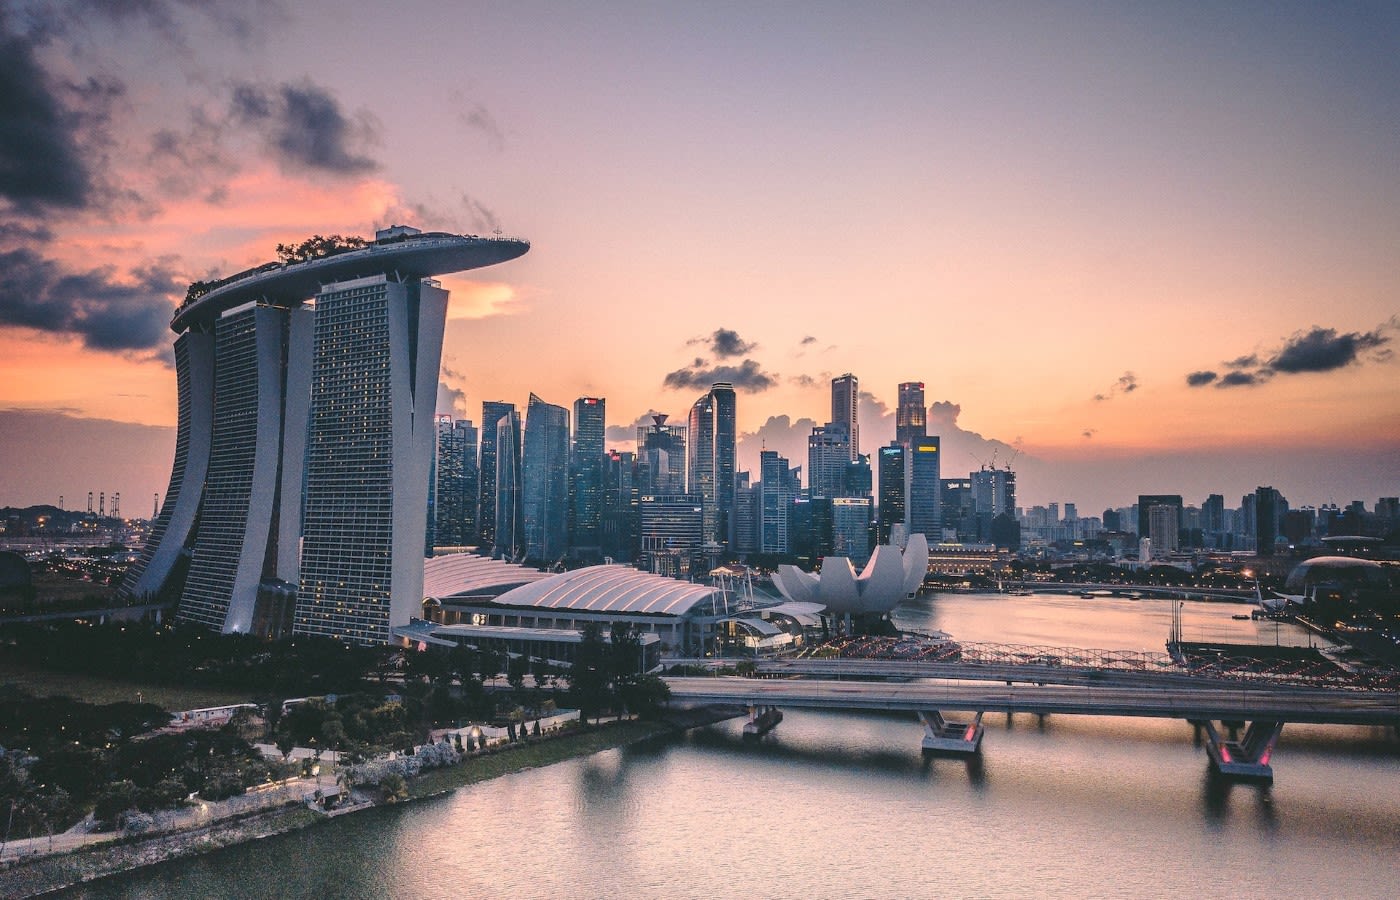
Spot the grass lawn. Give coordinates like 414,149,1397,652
0,662,254,711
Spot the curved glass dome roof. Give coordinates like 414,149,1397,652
491,565,723,617
423,554,551,601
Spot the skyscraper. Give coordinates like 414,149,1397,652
430,415,478,550
806,422,852,499
493,409,523,559
636,414,687,495
831,373,859,461
907,436,941,539
759,449,795,553
831,497,873,565
522,394,570,562
688,383,736,548
295,272,449,644
1136,495,1183,545
1254,486,1286,557
877,442,907,544
178,304,311,634
477,400,515,548
570,397,606,555
121,226,529,645
1147,504,1179,558
600,450,639,562
896,381,926,446
117,225,526,643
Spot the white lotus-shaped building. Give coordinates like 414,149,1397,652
772,533,929,615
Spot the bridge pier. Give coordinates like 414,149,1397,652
1191,719,1284,781
919,710,984,754
742,705,783,737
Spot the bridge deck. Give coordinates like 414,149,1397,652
662,676,1400,727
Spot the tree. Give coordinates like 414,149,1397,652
506,653,529,697
616,674,671,720
274,234,367,264
570,623,611,724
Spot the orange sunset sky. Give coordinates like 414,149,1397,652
1,1,1396,515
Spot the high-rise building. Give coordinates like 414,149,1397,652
1147,504,1179,557
973,466,1016,541
120,226,528,644
429,415,478,550
907,436,941,539
639,494,704,576
570,397,606,555
807,422,852,499
522,394,570,562
688,383,737,548
493,410,523,559
477,400,515,548
831,496,873,565
843,453,873,499
831,373,859,461
877,442,907,544
1136,495,1182,545
758,449,796,553
941,477,974,540
636,414,687,495
297,270,456,642
178,304,311,634
896,381,926,446
1254,486,1286,557
733,471,758,554
599,450,639,562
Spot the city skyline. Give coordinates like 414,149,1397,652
1,2,1397,515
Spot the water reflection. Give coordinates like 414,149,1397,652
50,594,1400,900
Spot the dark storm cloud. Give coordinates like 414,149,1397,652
0,247,178,355
1268,326,1389,374
1093,371,1139,402
663,359,776,393
800,336,817,346
688,328,756,359
0,221,54,244
1217,371,1263,388
231,80,379,175
1187,321,1395,389
0,21,92,212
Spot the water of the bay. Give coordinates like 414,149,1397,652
61,594,1400,899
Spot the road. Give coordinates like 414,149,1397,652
662,675,1400,726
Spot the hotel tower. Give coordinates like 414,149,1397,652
119,226,529,644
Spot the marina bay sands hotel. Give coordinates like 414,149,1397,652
119,226,529,644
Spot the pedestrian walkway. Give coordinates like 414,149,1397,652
0,771,339,864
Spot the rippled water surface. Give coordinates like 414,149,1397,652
63,595,1400,899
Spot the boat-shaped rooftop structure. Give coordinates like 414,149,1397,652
172,228,529,333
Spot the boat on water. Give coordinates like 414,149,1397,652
1231,613,1251,620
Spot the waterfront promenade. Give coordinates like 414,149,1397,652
0,770,341,865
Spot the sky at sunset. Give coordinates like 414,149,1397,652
1,1,1397,517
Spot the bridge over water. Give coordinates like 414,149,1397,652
662,653,1400,780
